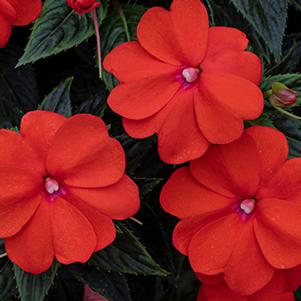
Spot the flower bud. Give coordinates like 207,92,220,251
269,82,298,107
67,0,101,15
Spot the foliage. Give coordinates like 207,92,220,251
1,0,301,300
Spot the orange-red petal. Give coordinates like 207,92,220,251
47,114,125,188
0,168,42,206
9,0,42,26
257,158,301,201
103,41,179,83
173,214,217,255
200,284,247,301
21,110,67,160
188,213,241,275
157,89,209,164
194,87,244,144
0,129,44,175
255,198,301,269
51,198,96,264
246,126,288,183
160,167,233,218
0,0,16,21
202,50,262,85
190,133,260,197
169,0,208,66
248,272,285,301
64,196,116,251
200,72,264,120
123,98,177,138
203,26,261,85
199,271,285,301
138,0,208,66
137,7,184,66
5,200,54,274
0,193,41,238
284,265,301,292
279,294,295,301
107,75,180,120
224,221,274,295
67,175,139,220
206,27,248,58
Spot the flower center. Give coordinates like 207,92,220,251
45,177,60,194
240,198,256,215
182,67,200,83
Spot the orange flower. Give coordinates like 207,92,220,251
0,0,42,48
104,0,264,164
196,266,301,301
0,111,140,274
160,126,301,294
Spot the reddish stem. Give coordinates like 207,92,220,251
92,9,102,78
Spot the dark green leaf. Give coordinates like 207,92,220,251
133,177,163,199
261,73,301,89
75,95,107,117
90,223,169,276
0,97,22,128
291,0,301,10
40,77,73,116
229,0,288,61
267,33,301,74
0,262,17,301
101,4,146,90
18,0,108,66
0,42,38,127
70,264,132,301
205,0,271,62
14,262,59,301
272,115,301,157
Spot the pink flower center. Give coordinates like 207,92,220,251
240,199,256,215
45,177,60,194
182,67,200,83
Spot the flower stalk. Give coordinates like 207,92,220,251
92,9,102,79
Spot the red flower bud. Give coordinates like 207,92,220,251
269,82,298,107
67,0,101,15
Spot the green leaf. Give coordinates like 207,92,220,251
0,262,17,301
291,0,301,10
75,94,107,117
273,115,301,157
40,77,73,116
0,42,38,127
101,4,146,90
90,223,169,276
229,0,288,61
261,73,301,90
17,0,108,66
70,264,132,301
133,177,163,199
14,262,59,301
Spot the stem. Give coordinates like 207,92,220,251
272,104,301,121
129,217,143,226
0,252,7,259
92,9,102,79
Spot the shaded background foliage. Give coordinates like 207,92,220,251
1,0,301,300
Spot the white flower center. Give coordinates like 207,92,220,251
45,177,60,194
182,67,200,83
240,199,256,215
